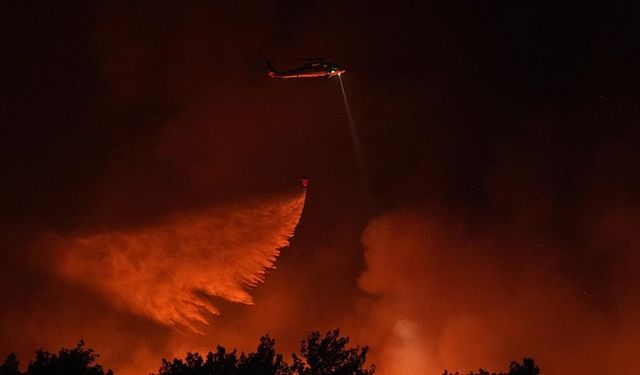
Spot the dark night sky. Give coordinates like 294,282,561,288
1,2,640,374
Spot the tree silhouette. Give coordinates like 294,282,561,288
159,346,238,375
27,341,112,375
237,336,288,375
507,358,539,375
158,330,373,375
0,341,112,375
442,357,539,375
157,336,289,375
291,330,374,375
0,334,540,375
0,353,20,375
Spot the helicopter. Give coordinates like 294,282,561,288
266,58,345,79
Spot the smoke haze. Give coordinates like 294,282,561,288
2,2,640,374
356,202,640,374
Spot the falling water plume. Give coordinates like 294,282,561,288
47,190,307,333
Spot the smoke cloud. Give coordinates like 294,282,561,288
355,193,640,373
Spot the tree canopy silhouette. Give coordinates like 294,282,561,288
158,335,288,375
291,330,373,375
0,341,112,375
0,332,541,375
158,330,373,375
0,353,20,375
442,357,539,375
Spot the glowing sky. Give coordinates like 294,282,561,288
1,2,640,374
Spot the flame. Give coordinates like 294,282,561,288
52,191,306,332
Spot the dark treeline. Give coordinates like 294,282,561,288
442,357,539,375
0,330,539,375
0,340,111,375
157,330,373,375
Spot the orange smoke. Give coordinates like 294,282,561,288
49,191,306,333
355,208,640,374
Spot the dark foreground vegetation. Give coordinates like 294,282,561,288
158,330,373,375
0,341,111,375
0,330,538,375
443,357,539,375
